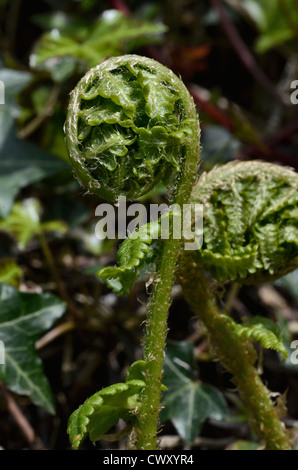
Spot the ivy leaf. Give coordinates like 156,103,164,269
160,341,228,444
0,283,66,413
0,68,69,219
0,199,68,250
0,68,32,151
67,360,148,449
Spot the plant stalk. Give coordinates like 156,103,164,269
134,98,200,450
178,254,293,450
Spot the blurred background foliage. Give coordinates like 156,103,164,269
0,0,298,450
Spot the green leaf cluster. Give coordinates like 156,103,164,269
32,10,166,71
220,314,288,358
237,0,298,53
66,55,196,200
97,220,160,295
0,199,68,250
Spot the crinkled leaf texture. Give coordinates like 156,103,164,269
160,341,228,444
65,54,198,200
0,283,66,413
192,161,298,284
67,360,147,449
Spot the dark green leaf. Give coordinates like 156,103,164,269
0,129,70,219
0,283,66,413
160,341,228,443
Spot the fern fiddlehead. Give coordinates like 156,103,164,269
178,160,298,450
65,54,198,201
65,54,200,449
191,160,298,283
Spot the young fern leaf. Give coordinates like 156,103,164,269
220,315,288,359
67,361,146,449
97,220,160,295
67,360,167,449
191,161,298,283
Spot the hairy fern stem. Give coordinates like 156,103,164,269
178,254,293,450
134,106,200,450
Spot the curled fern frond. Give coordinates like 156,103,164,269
191,161,298,283
65,55,199,200
220,315,288,359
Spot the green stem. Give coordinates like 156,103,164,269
134,94,200,450
178,254,293,450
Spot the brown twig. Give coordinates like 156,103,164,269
0,381,40,447
35,320,76,350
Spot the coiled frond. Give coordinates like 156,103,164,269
192,161,298,283
65,54,199,200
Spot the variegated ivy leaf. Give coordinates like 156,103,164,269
0,283,66,413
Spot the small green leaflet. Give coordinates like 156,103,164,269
97,220,160,295
68,360,148,449
221,315,288,359
160,341,228,444
0,283,66,413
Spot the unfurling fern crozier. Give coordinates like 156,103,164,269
65,55,199,200
191,161,298,283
